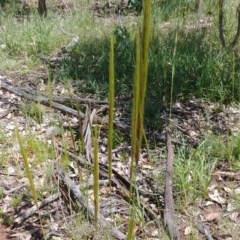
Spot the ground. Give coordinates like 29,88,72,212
1,68,240,239
0,1,240,240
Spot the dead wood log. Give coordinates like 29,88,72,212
43,95,108,106
54,164,126,240
0,79,85,118
163,130,180,240
21,87,108,105
0,78,128,130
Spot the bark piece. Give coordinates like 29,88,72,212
38,0,47,17
163,131,181,239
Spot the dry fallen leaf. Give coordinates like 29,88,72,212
223,187,232,194
142,164,153,170
229,212,239,222
208,189,226,205
184,226,193,235
205,201,215,206
235,188,240,194
208,183,217,192
204,212,220,222
226,203,235,212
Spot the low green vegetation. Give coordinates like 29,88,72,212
0,1,239,109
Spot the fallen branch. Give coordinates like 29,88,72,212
53,164,126,240
3,183,27,196
198,222,214,240
55,144,159,199
212,170,240,180
0,76,129,130
163,130,181,240
55,144,159,223
21,87,108,105
0,78,128,130
0,78,84,118
13,193,60,225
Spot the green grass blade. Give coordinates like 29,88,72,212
135,0,152,163
126,207,136,240
93,126,99,230
15,126,45,237
15,126,38,208
130,34,140,181
169,32,178,120
108,36,115,186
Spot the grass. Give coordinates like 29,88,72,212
174,141,218,206
0,0,240,239
0,1,239,106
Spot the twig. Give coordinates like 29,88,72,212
3,183,27,196
163,130,181,240
212,170,240,180
13,193,60,225
0,171,19,177
53,164,126,240
198,223,214,240
21,87,108,105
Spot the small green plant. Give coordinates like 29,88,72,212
15,126,44,234
112,130,124,149
204,133,240,169
21,102,44,124
2,215,14,227
22,134,55,165
174,142,218,205
93,126,100,230
0,188,4,199
10,194,24,208
0,127,6,144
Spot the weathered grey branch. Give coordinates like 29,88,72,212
54,164,126,240
0,78,85,118
14,193,60,225
0,78,128,130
